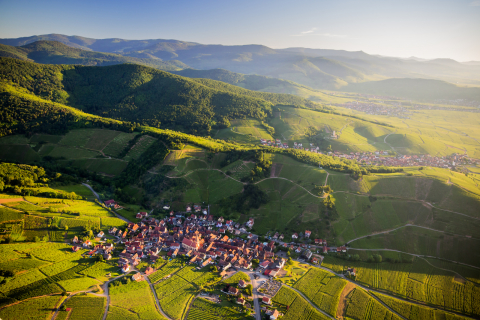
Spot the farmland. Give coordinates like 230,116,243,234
186,298,253,320
0,295,62,320
148,259,184,283
108,277,164,320
344,287,402,320
273,286,330,320
293,268,347,316
62,295,106,320
321,256,480,317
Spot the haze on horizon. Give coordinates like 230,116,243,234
0,0,479,62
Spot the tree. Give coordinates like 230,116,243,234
64,225,69,231
246,284,253,296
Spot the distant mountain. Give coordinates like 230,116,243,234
0,57,321,135
344,78,480,101
0,41,188,71
2,34,480,98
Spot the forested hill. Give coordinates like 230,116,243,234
0,41,188,71
0,57,319,134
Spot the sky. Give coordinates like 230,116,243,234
0,0,479,61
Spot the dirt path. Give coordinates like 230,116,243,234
0,198,24,204
136,270,172,320
336,282,356,319
82,183,132,224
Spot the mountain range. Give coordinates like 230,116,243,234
1,34,480,96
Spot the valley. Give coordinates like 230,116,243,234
0,34,479,320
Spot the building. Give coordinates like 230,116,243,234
228,287,239,296
132,273,143,282
238,280,247,288
262,296,272,305
304,230,311,238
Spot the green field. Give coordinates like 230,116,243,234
322,256,480,317
108,278,165,320
0,295,62,320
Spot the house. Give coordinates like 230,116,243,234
264,268,279,277
72,236,78,243
314,239,323,245
246,218,254,228
97,231,105,238
228,287,239,296
323,245,328,254
236,297,245,305
266,309,280,320
136,212,148,219
83,240,92,247
122,265,130,273
145,267,155,275
292,233,298,239
259,261,270,269
304,230,311,238
163,205,170,210
109,227,117,235
104,199,116,207
103,253,112,260
302,249,312,260
337,246,347,253
238,280,247,288
262,296,272,305
132,273,143,282
72,246,80,252
311,257,319,264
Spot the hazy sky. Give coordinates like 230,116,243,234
1,0,479,61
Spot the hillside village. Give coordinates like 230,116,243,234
72,205,347,277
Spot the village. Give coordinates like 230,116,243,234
71,204,347,279
260,138,470,169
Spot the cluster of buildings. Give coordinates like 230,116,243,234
108,213,291,276
338,101,411,118
333,151,466,168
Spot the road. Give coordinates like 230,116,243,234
246,271,263,320
101,272,133,320
136,269,172,320
82,183,132,224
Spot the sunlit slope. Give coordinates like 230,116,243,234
272,105,480,157
335,105,480,158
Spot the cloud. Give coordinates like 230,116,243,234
470,1,480,6
301,28,317,34
291,29,347,38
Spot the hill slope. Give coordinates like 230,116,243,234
343,78,480,101
0,41,188,71
0,57,325,135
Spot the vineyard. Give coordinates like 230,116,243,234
344,288,402,320
62,295,106,320
57,277,99,292
322,256,480,317
186,297,252,320
154,275,190,300
0,206,25,222
273,286,297,306
293,268,347,316
148,259,184,283
0,295,62,320
79,262,120,281
222,271,250,285
109,279,163,319
159,283,196,320
278,290,330,320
